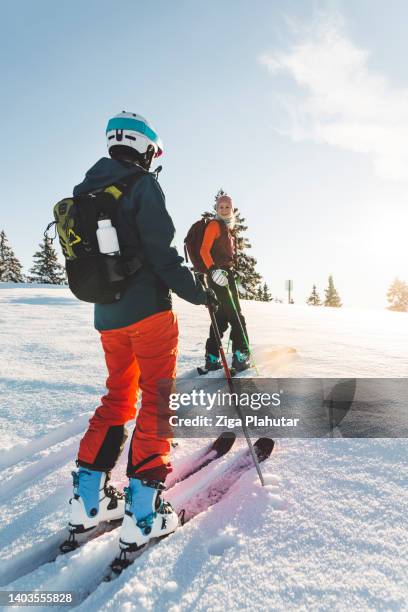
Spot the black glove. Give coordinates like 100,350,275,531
205,288,219,312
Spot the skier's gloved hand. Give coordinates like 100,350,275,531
211,268,229,287
205,288,219,311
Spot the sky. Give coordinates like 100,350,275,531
1,0,407,308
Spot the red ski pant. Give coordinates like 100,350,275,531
77,310,178,481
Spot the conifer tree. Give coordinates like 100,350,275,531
28,236,66,284
386,278,408,312
202,188,263,300
0,230,24,282
307,284,321,306
324,275,342,307
262,282,273,302
256,284,263,301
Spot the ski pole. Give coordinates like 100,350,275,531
203,279,265,486
226,286,259,376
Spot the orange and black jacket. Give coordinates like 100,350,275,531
200,219,235,271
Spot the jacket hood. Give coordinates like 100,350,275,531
73,157,143,196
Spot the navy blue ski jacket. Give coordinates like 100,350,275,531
73,157,206,330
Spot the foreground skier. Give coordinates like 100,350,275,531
66,111,217,551
200,194,251,372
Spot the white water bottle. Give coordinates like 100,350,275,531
96,218,120,256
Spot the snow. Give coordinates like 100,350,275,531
0,283,407,610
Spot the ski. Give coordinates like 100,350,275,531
104,437,274,581
59,431,236,554
165,430,236,487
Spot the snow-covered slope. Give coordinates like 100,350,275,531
0,284,407,610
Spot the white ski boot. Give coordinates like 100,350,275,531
118,478,179,552
68,467,125,533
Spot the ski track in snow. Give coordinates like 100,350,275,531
2,442,273,609
0,284,407,610
0,413,92,471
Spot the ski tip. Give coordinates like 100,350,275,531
212,431,236,455
254,438,275,461
220,430,237,440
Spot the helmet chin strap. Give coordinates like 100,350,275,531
143,145,155,170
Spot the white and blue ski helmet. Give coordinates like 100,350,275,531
106,111,163,158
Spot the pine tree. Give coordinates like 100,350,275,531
256,284,263,301
386,278,408,312
307,284,322,306
262,282,273,302
0,230,24,282
324,275,342,307
201,189,263,300
28,236,66,284
233,210,263,300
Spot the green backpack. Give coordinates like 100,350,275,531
47,173,144,304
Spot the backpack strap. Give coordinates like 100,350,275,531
108,169,148,198
218,218,228,235
108,170,149,277
85,168,148,200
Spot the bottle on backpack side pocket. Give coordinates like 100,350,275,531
96,218,120,256
96,217,125,285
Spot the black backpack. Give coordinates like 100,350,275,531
47,173,145,304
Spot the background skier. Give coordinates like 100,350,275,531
200,194,251,372
66,111,217,551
